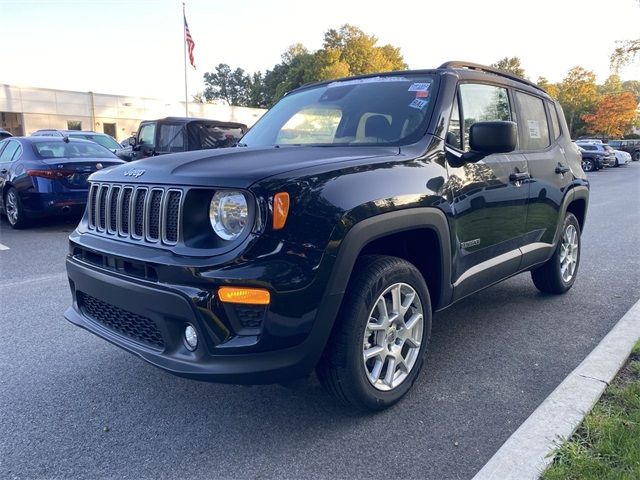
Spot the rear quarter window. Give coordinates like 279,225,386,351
514,91,550,151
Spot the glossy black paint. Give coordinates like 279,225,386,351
0,137,124,218
65,66,589,383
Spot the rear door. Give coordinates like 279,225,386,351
445,82,530,300
516,94,572,267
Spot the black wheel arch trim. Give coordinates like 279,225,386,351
322,207,452,311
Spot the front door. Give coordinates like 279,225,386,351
444,83,530,300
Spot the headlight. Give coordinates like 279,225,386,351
209,191,249,241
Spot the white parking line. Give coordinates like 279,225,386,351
0,242,9,251
473,298,640,480
0,272,67,289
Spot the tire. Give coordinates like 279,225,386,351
4,187,28,229
531,212,581,294
614,158,619,167
582,158,594,172
634,151,640,162
317,255,432,411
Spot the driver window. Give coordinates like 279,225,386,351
138,124,156,146
459,83,511,152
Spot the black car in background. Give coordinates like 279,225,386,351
128,117,247,161
0,136,124,228
32,130,121,153
0,128,13,140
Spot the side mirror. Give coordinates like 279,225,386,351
128,136,137,146
469,121,517,155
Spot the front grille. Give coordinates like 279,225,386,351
87,183,182,245
78,292,165,350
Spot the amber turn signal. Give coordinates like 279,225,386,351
218,286,271,305
272,192,290,230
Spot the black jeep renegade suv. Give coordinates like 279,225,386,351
65,62,589,410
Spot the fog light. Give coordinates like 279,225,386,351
184,324,198,351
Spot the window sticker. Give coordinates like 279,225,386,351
408,82,431,92
415,90,429,98
527,120,541,139
327,76,409,88
409,98,429,110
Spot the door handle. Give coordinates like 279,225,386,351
555,164,570,174
509,172,530,182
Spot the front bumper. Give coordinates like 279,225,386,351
65,254,341,384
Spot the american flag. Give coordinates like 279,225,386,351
184,14,196,69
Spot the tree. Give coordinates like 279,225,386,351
203,64,252,106
536,76,559,98
622,80,640,102
491,57,526,78
556,67,599,138
583,92,638,138
611,39,640,72
315,24,407,80
599,74,623,96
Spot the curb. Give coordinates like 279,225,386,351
473,297,640,480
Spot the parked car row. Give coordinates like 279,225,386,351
0,117,249,229
574,139,632,172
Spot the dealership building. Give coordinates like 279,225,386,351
0,84,266,141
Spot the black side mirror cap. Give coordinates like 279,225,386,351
469,121,517,154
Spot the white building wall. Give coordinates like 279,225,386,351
0,84,266,141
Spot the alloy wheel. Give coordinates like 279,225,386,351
5,191,19,225
362,282,424,391
560,224,579,282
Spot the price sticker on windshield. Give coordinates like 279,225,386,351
409,98,429,110
408,82,431,92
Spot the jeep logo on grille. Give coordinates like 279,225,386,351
124,168,146,178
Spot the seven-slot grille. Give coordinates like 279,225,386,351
87,183,183,245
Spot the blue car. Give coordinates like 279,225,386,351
0,136,125,228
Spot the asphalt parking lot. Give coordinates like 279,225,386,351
1,163,639,480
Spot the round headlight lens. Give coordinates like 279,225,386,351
209,191,249,241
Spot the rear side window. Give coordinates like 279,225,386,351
581,145,597,151
548,102,561,140
0,140,20,162
514,91,550,151
459,83,511,152
157,124,185,152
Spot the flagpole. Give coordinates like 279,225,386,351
183,2,188,117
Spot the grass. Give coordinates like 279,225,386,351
542,340,640,480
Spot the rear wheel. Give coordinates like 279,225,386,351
634,151,640,162
582,158,594,172
4,187,28,229
531,212,580,294
614,158,619,167
317,255,432,411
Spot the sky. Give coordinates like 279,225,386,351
1,0,638,102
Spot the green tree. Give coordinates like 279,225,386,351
599,74,624,96
203,64,253,106
491,57,526,78
556,67,599,138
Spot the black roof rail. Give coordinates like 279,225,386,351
439,61,546,93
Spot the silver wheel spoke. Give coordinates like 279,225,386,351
362,282,424,392
364,345,384,360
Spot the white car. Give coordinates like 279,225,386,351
612,149,631,167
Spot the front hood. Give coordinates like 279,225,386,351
88,145,399,188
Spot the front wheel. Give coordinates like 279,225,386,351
634,151,640,162
582,158,594,172
531,212,581,294
317,255,432,411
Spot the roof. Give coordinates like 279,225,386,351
140,117,248,128
33,129,107,135
8,136,96,144
290,61,547,97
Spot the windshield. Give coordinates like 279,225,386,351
69,133,120,150
241,75,437,147
33,140,117,159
